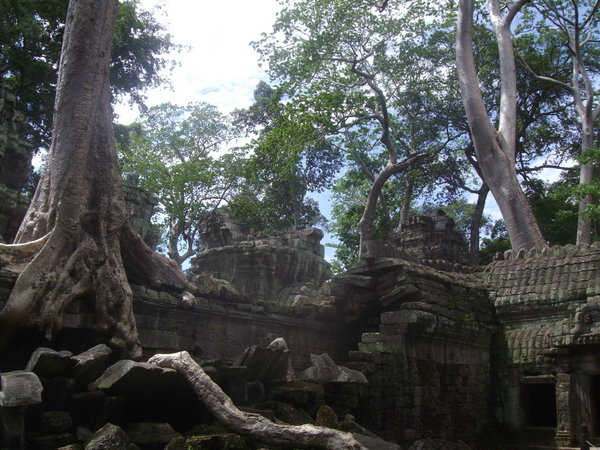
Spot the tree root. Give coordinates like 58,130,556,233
148,351,367,450
0,231,52,271
0,227,141,358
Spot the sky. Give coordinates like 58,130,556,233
115,0,282,121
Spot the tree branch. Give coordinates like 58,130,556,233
518,54,576,94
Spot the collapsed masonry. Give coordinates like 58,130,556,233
2,205,598,448
192,211,332,304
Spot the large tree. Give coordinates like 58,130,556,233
456,0,546,252
255,0,459,257
0,0,193,357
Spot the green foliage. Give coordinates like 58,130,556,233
250,0,592,270
229,82,341,234
552,149,600,226
524,177,579,245
328,162,398,270
111,0,179,107
0,0,178,150
255,1,485,266
479,220,511,265
119,102,239,264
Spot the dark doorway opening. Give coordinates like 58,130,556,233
521,383,557,427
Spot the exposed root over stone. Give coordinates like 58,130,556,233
0,232,51,271
0,223,142,357
148,351,367,450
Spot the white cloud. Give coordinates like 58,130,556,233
115,0,281,121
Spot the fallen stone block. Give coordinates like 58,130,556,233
88,360,173,395
69,344,112,386
337,366,368,384
353,433,402,450
300,353,368,384
84,423,139,450
38,410,73,434
32,432,75,449
69,391,106,429
408,438,471,449
26,347,73,377
41,376,75,410
126,422,180,445
0,371,43,407
0,405,26,449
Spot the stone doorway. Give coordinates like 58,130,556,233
521,382,557,428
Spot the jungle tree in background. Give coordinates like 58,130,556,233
119,102,240,267
255,0,584,267
0,0,178,150
229,81,341,234
254,0,467,257
516,0,599,245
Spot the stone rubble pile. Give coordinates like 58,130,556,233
0,340,404,450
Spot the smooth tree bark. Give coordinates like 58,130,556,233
0,0,194,357
148,351,366,450
519,0,599,245
469,183,490,265
396,174,415,233
358,154,425,256
456,0,546,252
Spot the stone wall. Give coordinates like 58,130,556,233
0,268,347,372
326,257,495,445
485,243,600,444
0,86,33,242
486,244,600,367
121,174,161,250
394,209,470,267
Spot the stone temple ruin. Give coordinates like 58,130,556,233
0,86,33,244
1,88,600,449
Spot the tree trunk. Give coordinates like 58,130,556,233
396,174,415,233
469,182,489,265
359,155,425,258
148,351,366,449
576,119,594,245
0,0,194,357
456,0,545,252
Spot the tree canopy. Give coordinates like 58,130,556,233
119,102,239,266
0,0,178,150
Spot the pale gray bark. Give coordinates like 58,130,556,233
397,174,415,233
519,1,599,245
148,351,366,450
456,0,545,252
358,154,425,257
469,183,489,265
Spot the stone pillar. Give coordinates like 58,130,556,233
574,373,593,444
555,372,575,446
